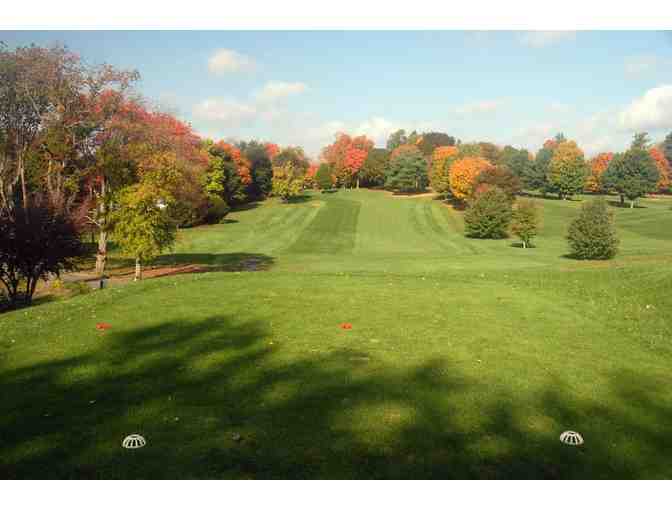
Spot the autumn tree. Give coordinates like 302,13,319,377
204,141,252,206
567,198,619,259
473,165,522,202
321,134,373,188
449,156,493,201
649,147,671,192
429,146,459,197
602,134,659,208
272,162,304,202
304,164,318,189
510,199,541,248
360,148,389,188
456,142,482,158
385,149,428,193
464,186,513,239
547,140,588,199
586,153,613,193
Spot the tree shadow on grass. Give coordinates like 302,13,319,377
1,314,670,479
606,200,647,209
153,252,276,273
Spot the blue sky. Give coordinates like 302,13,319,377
2,30,672,157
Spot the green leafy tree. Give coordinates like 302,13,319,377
385,150,428,192
316,163,334,191
500,146,534,181
239,140,273,197
567,198,619,259
477,142,501,165
510,199,541,248
529,145,554,193
273,146,310,172
463,186,513,239
110,184,177,281
271,162,304,202
360,148,389,187
417,132,456,157
457,142,482,158
662,131,672,168
547,141,588,199
386,129,407,150
603,135,659,208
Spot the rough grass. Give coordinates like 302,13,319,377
1,190,671,479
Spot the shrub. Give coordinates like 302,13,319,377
510,199,541,248
567,198,619,259
0,203,87,307
463,186,513,239
203,196,231,224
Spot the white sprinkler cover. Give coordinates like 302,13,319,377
559,430,584,446
122,434,147,449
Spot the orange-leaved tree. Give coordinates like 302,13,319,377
321,133,373,188
429,146,459,196
586,152,613,193
449,156,493,200
650,147,671,192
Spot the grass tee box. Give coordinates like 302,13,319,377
2,190,672,479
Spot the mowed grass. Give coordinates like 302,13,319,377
2,190,672,479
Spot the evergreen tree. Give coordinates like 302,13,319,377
385,150,428,192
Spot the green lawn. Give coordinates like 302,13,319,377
2,190,672,478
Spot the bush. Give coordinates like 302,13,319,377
567,198,619,259
0,203,87,307
203,196,231,224
510,199,541,248
463,186,513,239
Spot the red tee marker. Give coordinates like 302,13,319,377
96,322,111,331
340,323,353,330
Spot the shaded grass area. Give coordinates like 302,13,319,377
1,266,671,479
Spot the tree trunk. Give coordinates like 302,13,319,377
95,177,108,276
620,194,625,206
95,230,108,276
357,177,360,189
522,240,527,249
630,199,635,209
18,149,28,211
134,257,142,281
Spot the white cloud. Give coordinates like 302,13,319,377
207,49,256,75
192,98,257,124
624,55,665,77
454,100,504,115
254,81,308,103
618,85,672,131
548,102,571,114
517,31,576,48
